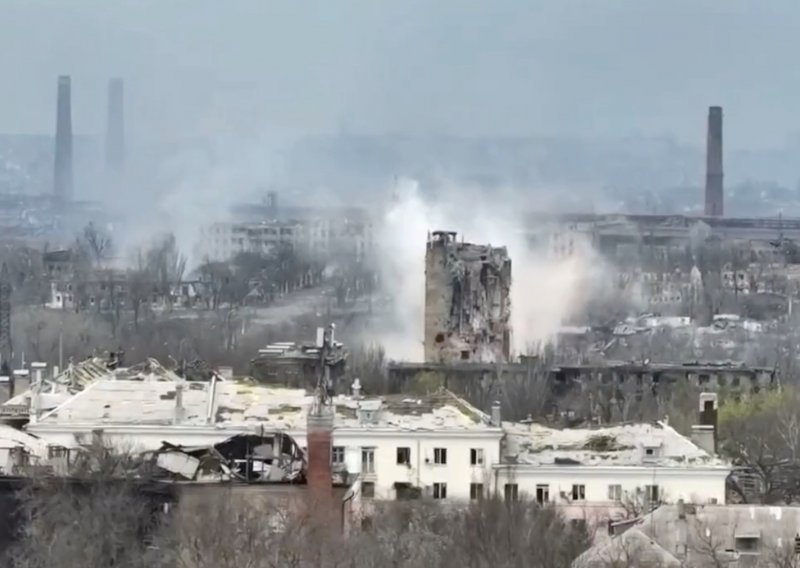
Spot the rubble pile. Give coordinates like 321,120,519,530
147,433,306,483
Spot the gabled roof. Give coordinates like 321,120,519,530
642,503,800,555
573,527,681,568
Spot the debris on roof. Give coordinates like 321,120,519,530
503,420,727,468
1,357,219,420
33,379,497,434
111,358,183,382
147,432,306,483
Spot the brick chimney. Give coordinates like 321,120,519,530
306,408,334,499
491,400,502,426
704,106,724,217
53,75,73,202
691,392,718,455
105,77,125,174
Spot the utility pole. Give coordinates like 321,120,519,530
0,263,12,398
0,263,11,368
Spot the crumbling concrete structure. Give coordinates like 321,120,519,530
424,230,511,364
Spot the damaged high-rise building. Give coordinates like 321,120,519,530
424,231,511,364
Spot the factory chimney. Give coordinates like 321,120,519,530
53,76,73,202
105,78,125,173
704,106,724,217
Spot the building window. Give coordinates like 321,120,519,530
361,447,375,474
362,481,375,499
572,484,586,501
394,482,420,500
470,483,484,500
397,447,411,465
608,484,622,501
47,445,69,459
504,483,519,501
644,485,660,503
536,484,549,505
331,446,345,465
735,536,760,554
433,447,447,465
433,482,447,499
470,448,484,466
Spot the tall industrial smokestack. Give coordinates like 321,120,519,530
704,106,724,217
105,78,125,173
53,75,73,202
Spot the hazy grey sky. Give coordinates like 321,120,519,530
3,0,800,148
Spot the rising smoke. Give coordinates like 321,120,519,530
374,178,612,360
111,133,284,268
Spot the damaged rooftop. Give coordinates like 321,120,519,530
503,420,727,468
34,379,496,432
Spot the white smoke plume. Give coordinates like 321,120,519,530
374,178,611,361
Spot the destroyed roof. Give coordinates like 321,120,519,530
253,341,346,362
2,358,186,411
0,423,48,456
150,432,305,484
36,381,498,432
503,421,728,468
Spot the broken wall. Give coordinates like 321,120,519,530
424,231,511,363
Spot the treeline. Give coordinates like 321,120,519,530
4,473,590,568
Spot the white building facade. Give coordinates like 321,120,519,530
496,421,730,522
12,375,729,510
23,379,502,501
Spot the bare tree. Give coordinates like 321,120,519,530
79,222,113,269
719,388,800,504
4,453,592,568
4,444,170,568
127,249,153,330
145,233,187,312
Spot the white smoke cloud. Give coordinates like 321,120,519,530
112,134,282,268
374,177,610,361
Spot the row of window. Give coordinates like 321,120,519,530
332,446,486,471
524,483,659,504
465,483,660,503
360,481,661,502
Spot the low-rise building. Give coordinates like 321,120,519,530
499,420,730,522
249,339,347,388
575,503,800,567
24,380,504,502
197,221,305,262
196,216,374,264
12,368,729,513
